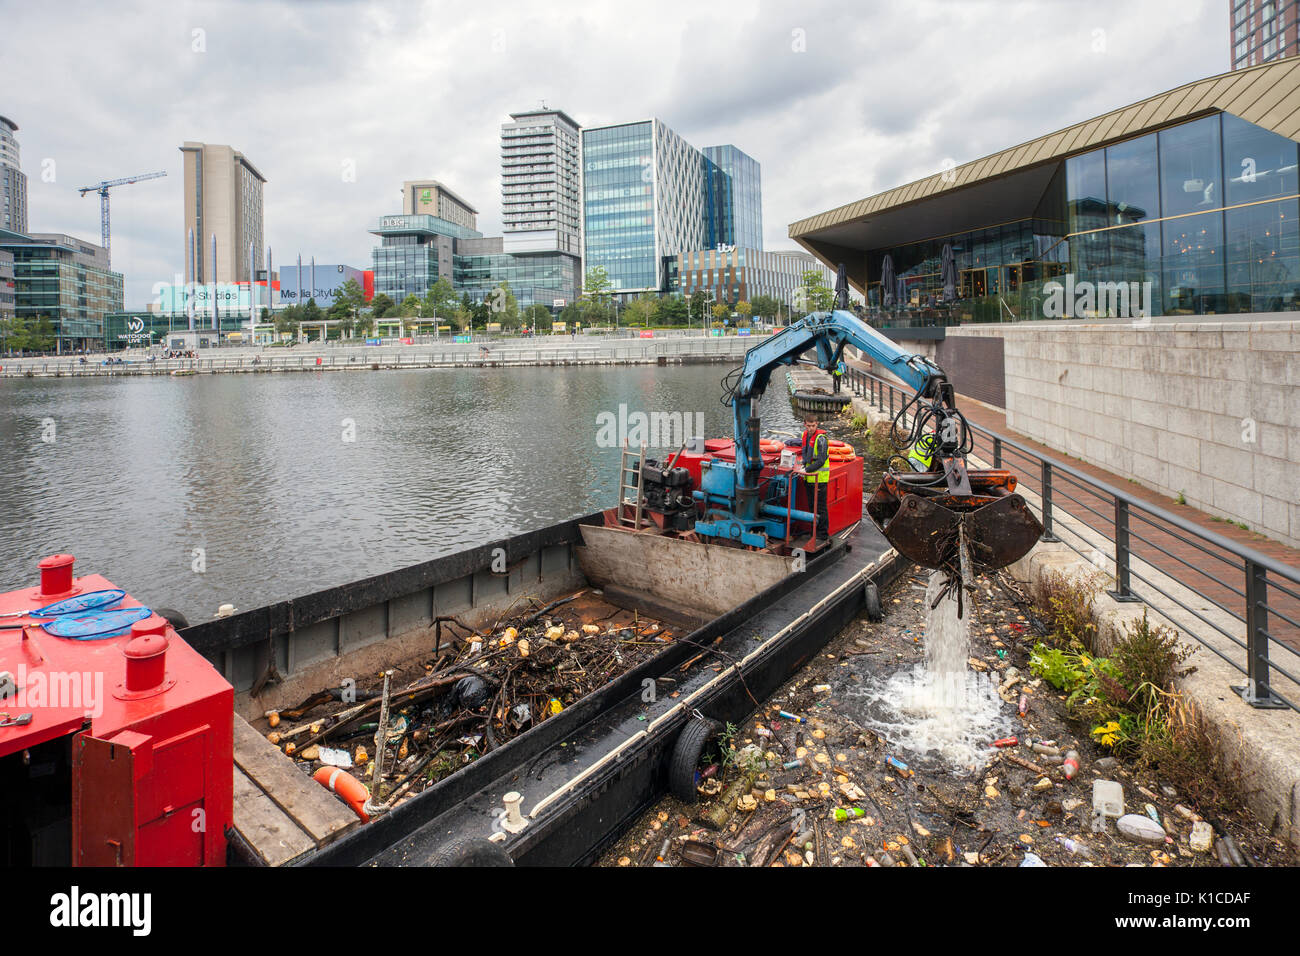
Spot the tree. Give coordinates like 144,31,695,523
579,266,614,326
583,266,613,305
623,293,657,328
424,277,455,323
735,300,753,328
0,315,31,353
798,269,834,313
30,316,57,352
453,306,472,332
710,303,729,327
302,298,323,329
750,295,779,321
487,280,520,329
399,294,422,318
656,295,688,326
558,302,582,329
521,304,551,329
369,293,396,319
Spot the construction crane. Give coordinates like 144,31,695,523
77,171,167,266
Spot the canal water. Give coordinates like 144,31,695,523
0,366,803,619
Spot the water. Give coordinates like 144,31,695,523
843,571,1012,773
0,365,801,619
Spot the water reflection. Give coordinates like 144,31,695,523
0,366,802,618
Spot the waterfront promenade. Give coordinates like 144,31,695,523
0,330,767,378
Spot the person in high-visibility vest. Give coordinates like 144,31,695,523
907,432,937,473
800,416,831,539
833,358,845,393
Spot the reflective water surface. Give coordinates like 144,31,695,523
0,366,802,618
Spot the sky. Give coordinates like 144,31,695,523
1,0,1228,308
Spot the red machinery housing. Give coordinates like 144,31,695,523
0,555,232,866
632,438,863,545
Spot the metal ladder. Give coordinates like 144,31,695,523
618,441,648,529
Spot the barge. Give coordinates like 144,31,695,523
0,440,900,867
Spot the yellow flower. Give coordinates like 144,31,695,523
1091,721,1121,748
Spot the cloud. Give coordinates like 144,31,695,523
0,0,1226,307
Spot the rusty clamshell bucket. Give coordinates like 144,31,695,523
866,468,1044,575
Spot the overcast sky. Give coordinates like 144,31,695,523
2,0,1227,308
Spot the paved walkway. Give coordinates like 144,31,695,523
845,359,1300,670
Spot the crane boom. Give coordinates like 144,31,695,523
76,170,167,266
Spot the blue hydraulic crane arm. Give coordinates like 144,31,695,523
729,309,946,482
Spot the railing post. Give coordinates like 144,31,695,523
889,386,894,419
1107,499,1140,602
1234,560,1286,708
1039,460,1060,542
993,436,1003,469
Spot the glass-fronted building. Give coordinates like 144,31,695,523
583,119,711,294
583,121,766,295
703,145,763,251
669,247,843,310
370,213,480,302
0,229,123,350
1,115,28,235
453,238,578,309
791,60,1300,322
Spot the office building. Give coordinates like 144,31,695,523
669,247,844,310
1,115,28,234
582,119,766,296
582,119,711,295
276,263,367,305
703,145,762,251
0,247,13,318
180,141,267,284
1231,0,1298,69
500,108,583,258
401,181,478,231
0,229,123,350
790,59,1300,320
370,212,481,303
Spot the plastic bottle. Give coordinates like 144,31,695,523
1062,750,1080,780
1018,694,1029,716
778,710,808,724
1055,836,1094,860
833,807,866,821
782,758,804,770
1020,852,1047,867
992,736,1018,748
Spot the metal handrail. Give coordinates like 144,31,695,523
844,362,1300,710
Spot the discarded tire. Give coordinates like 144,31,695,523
420,836,515,867
863,582,883,621
154,607,191,630
669,716,722,804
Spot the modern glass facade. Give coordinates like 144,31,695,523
670,247,838,308
703,145,763,251
370,214,478,302
0,230,123,349
582,120,711,294
865,112,1300,318
1,115,27,235
454,251,578,308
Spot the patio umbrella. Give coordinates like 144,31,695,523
941,242,957,302
880,255,896,308
833,263,849,311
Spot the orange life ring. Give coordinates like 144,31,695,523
759,439,783,454
313,766,371,822
827,440,855,460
